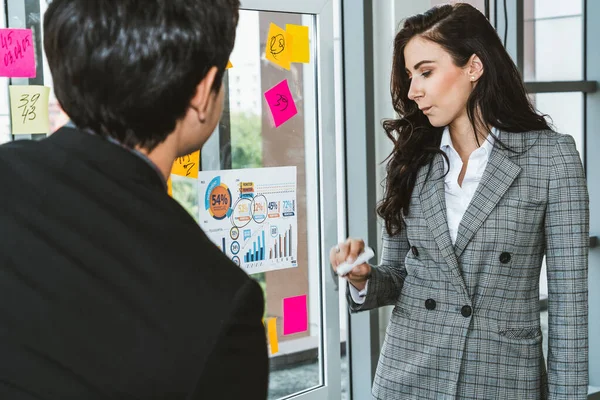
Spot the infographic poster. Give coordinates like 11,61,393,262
198,166,298,275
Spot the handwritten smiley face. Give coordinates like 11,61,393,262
269,34,286,58
274,94,289,111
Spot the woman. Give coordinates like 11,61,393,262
331,3,588,399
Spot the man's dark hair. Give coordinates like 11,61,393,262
43,0,240,150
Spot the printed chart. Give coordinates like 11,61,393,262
198,166,298,275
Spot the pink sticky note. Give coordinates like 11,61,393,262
283,294,308,335
264,79,298,128
0,29,35,78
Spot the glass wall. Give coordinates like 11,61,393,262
195,7,340,400
222,10,323,399
524,0,583,81
2,1,341,399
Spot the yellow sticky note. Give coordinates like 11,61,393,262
226,60,233,69
167,177,173,196
286,24,310,63
171,150,200,179
265,23,292,70
267,317,279,354
9,85,51,135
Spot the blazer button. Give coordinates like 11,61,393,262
499,252,511,264
461,305,472,318
411,246,419,257
425,299,436,310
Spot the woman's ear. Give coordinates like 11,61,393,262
190,66,219,123
467,54,484,82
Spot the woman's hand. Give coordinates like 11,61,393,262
330,238,372,291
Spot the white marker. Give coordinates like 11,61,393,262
336,246,375,277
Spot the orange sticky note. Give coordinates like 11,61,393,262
226,60,233,69
286,24,310,63
267,317,279,354
265,23,292,70
171,150,200,178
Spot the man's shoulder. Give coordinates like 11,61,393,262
0,138,43,163
0,135,68,183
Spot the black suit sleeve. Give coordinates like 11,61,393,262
190,279,269,400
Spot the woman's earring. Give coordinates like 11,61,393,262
470,76,475,81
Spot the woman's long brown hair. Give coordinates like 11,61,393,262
377,3,549,236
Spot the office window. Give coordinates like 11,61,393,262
524,0,583,81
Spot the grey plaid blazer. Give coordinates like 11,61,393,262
348,130,589,399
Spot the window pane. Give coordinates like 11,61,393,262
534,0,582,19
524,0,583,81
534,17,582,81
201,10,324,400
531,92,584,162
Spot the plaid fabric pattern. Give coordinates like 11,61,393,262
348,130,589,399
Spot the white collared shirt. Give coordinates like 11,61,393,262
349,127,497,304
440,126,496,244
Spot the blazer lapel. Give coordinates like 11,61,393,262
419,154,469,299
453,138,522,259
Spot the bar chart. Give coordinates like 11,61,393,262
268,224,293,260
242,224,294,263
244,229,266,263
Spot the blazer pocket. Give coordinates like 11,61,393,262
501,197,545,208
498,326,542,340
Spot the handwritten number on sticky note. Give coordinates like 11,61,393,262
264,79,298,127
176,155,195,177
171,150,199,178
274,94,288,111
265,24,292,70
0,31,12,50
1,31,32,67
18,93,39,124
269,34,286,59
9,85,50,134
184,163,195,176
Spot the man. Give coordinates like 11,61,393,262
0,1,268,399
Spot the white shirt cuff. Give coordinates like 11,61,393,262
348,280,369,304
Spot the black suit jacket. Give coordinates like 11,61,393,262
0,127,268,399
